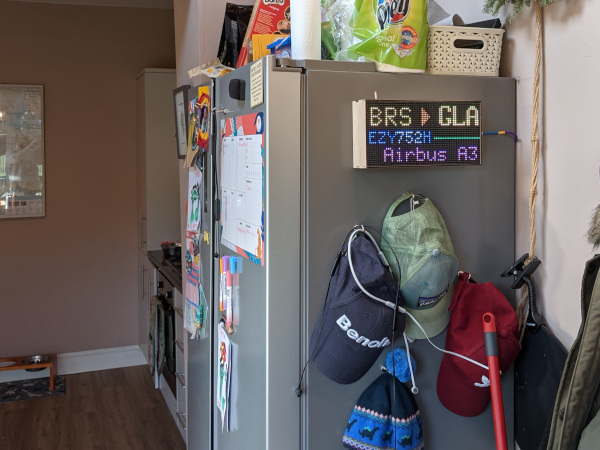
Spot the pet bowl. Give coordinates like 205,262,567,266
21,355,51,372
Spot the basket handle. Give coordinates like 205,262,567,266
451,37,487,53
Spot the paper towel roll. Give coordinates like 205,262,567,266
290,0,321,60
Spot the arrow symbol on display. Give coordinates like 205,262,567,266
421,108,430,126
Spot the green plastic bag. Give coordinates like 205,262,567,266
349,0,428,72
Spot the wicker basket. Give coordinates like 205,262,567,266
427,26,504,76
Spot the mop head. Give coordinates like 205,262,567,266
588,204,600,250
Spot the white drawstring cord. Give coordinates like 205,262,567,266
403,332,418,394
347,228,418,393
403,309,489,371
346,227,490,380
347,227,402,310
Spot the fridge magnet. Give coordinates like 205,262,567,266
187,166,203,232
184,86,211,169
186,284,208,340
195,285,208,339
184,298,197,335
217,323,232,432
250,58,263,108
184,247,199,334
185,257,199,307
232,257,242,327
219,113,265,266
218,256,242,334
184,230,206,337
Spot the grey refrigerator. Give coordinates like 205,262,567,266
186,56,516,450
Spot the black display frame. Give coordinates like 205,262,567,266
363,99,482,168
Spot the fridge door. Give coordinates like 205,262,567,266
212,57,303,450
300,63,516,449
187,81,216,450
202,56,516,449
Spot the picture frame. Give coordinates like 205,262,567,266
173,85,190,159
0,84,45,218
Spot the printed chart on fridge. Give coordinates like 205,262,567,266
220,132,264,264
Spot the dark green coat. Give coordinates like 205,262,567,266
547,255,600,450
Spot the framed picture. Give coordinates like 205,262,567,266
173,85,190,159
0,84,45,218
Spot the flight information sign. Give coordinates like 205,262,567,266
352,100,482,168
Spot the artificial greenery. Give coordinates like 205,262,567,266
483,0,560,22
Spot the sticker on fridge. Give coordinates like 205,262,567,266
184,86,211,169
184,230,208,339
219,113,265,266
217,324,232,432
187,167,203,232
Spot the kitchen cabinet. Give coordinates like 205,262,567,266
136,68,180,253
174,287,187,440
135,66,180,370
137,250,156,365
136,69,185,441
147,251,187,443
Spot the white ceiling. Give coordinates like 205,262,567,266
9,0,173,8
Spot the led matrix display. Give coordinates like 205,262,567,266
363,100,482,167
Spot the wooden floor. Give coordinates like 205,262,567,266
0,365,186,450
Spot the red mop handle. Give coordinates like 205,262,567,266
483,312,508,450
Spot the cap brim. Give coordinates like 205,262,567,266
310,293,400,385
312,334,383,385
437,349,490,417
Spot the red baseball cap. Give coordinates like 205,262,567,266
436,272,520,417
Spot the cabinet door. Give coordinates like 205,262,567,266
174,287,187,440
137,69,180,252
138,252,156,365
136,74,148,253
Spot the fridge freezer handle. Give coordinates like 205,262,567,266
214,198,220,222
213,198,221,259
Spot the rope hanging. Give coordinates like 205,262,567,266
516,1,542,339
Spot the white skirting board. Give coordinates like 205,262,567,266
0,345,147,383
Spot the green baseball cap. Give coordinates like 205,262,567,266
381,193,459,339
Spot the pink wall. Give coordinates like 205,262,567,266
0,1,175,356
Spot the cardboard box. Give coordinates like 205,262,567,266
236,0,290,68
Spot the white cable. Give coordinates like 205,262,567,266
403,332,418,394
347,227,418,392
404,309,489,371
346,226,489,373
347,227,406,313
